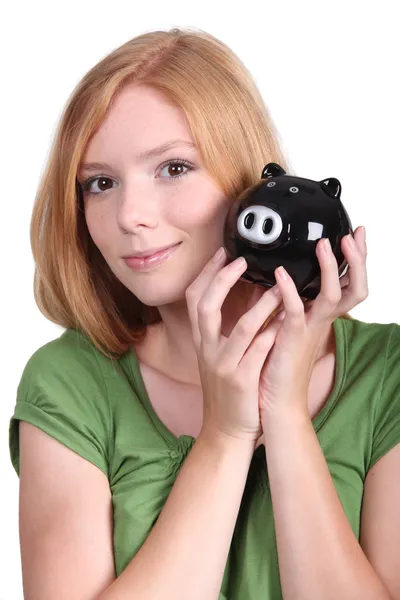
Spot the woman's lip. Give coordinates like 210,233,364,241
123,243,181,271
125,243,178,259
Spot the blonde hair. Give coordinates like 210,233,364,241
30,26,352,360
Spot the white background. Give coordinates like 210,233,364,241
1,0,399,597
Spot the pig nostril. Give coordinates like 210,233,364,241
262,218,274,235
244,213,255,229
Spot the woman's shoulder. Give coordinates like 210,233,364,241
10,329,114,478
339,317,400,471
339,315,399,347
338,316,399,385
20,327,135,379
21,328,98,369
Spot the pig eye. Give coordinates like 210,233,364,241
267,181,276,187
237,205,283,245
289,186,299,193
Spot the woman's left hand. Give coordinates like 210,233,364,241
257,226,368,419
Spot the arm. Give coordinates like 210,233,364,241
262,409,393,600
18,421,116,600
18,420,255,600
100,429,254,600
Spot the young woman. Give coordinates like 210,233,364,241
9,27,399,600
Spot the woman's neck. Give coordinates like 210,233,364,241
134,282,336,387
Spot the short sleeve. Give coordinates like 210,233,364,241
9,330,111,478
369,323,400,470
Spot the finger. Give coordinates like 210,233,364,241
219,285,284,370
309,238,342,324
336,227,368,314
185,247,229,350
196,255,248,351
240,314,282,378
272,265,306,348
353,225,367,258
246,284,266,311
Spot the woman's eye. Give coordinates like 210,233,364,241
82,176,115,196
81,160,193,196
159,160,192,181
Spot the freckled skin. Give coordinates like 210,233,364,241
80,83,257,377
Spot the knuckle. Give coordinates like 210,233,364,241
234,318,250,337
197,299,215,316
215,359,246,390
327,290,342,305
356,287,369,302
185,286,197,300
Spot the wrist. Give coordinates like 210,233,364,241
261,405,310,432
198,427,257,454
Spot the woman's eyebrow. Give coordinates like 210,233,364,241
78,139,197,174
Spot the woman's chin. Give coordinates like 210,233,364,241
135,289,188,309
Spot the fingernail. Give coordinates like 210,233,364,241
347,234,355,249
323,238,331,254
212,247,225,263
233,257,247,270
360,226,366,244
276,266,288,281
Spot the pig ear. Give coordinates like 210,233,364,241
320,177,341,198
261,163,287,179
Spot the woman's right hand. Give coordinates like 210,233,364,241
185,247,284,446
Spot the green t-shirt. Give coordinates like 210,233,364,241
8,316,400,599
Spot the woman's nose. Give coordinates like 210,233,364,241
116,184,160,232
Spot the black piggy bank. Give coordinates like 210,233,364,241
223,162,353,300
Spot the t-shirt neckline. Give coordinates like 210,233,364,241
128,316,347,449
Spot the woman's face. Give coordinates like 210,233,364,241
78,84,232,307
